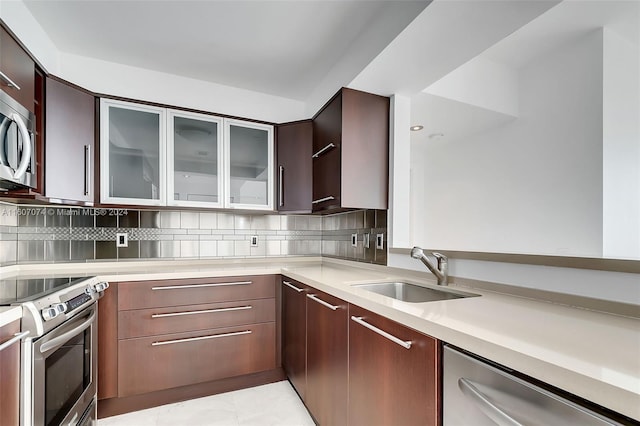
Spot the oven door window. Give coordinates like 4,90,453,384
45,328,91,426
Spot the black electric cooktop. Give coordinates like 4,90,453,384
0,276,92,305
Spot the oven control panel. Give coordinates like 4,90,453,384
67,292,92,311
41,292,92,321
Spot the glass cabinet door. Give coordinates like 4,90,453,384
100,99,165,205
167,111,223,207
224,119,274,210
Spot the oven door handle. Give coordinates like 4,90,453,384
39,309,96,355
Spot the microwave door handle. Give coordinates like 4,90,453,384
0,117,10,166
11,113,31,180
39,310,96,356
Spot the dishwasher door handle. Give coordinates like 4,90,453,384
458,378,524,426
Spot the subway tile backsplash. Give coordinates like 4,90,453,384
0,203,387,266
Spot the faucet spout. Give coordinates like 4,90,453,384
410,247,448,286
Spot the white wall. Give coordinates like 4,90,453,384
602,28,640,259
388,95,411,248
412,31,604,257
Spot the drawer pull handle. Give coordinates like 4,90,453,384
151,330,252,346
0,70,21,90
283,280,303,293
307,294,339,311
311,196,335,205
0,331,29,352
151,281,252,290
351,316,412,349
312,143,336,158
151,305,252,318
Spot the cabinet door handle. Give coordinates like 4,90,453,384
351,316,412,349
312,143,336,158
283,280,303,293
151,281,252,290
278,165,284,207
311,196,335,204
84,145,91,196
307,294,339,311
151,330,251,346
0,70,21,90
151,305,252,318
0,331,29,352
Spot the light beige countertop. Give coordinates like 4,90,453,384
0,306,22,328
1,257,639,420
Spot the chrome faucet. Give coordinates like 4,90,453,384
410,247,448,286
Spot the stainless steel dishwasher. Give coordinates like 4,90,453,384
443,345,631,426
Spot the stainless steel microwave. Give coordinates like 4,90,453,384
0,89,35,190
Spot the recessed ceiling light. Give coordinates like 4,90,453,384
410,125,424,131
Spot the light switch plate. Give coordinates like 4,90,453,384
116,232,128,248
376,233,384,250
250,235,258,247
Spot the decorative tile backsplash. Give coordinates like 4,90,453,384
0,203,387,266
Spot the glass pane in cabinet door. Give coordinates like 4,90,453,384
173,116,219,203
229,125,269,205
108,107,160,200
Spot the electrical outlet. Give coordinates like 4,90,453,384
250,235,258,247
116,232,128,248
376,233,384,250
351,233,358,247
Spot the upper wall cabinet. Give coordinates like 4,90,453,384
45,78,95,203
225,119,274,211
276,120,313,213
167,110,223,208
99,99,274,210
312,88,389,213
100,99,166,206
0,27,35,113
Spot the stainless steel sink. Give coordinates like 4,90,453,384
352,282,478,303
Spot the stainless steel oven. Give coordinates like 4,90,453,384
0,275,108,426
26,302,97,426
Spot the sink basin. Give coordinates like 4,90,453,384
352,282,478,303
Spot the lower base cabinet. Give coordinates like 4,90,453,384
306,288,349,426
0,319,21,426
98,275,280,417
348,305,441,426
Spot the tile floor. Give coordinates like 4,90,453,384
97,381,315,426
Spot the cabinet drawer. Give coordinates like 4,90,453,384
118,298,276,339
117,275,276,310
118,322,276,397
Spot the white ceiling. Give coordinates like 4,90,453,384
22,0,429,101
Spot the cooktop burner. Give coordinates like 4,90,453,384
0,276,91,305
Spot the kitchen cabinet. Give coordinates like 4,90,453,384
0,26,35,113
0,319,21,426
100,98,274,210
348,305,441,426
100,99,166,206
305,287,348,425
276,121,312,212
281,277,309,398
98,275,280,416
312,88,389,213
225,119,274,210
167,110,223,208
45,77,95,203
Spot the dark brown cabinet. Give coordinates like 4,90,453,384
305,288,348,425
348,305,441,426
281,277,309,398
0,319,21,426
276,120,312,212
98,275,281,417
0,26,35,113
312,88,389,213
45,77,95,203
